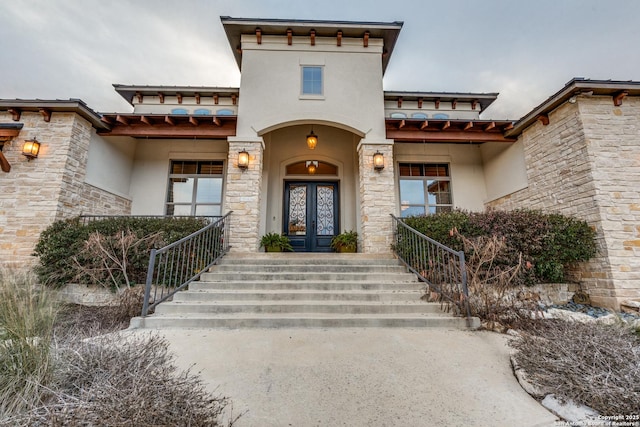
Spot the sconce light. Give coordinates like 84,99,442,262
306,129,318,150
373,151,384,171
237,150,249,170
305,160,318,175
22,139,40,160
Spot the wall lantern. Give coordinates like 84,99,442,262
306,160,318,175
237,150,249,170
373,151,384,171
306,129,318,150
22,139,41,160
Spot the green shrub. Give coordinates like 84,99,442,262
401,209,596,285
33,217,209,288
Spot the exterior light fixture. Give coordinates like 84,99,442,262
306,160,318,175
373,151,384,171
306,129,318,150
22,139,40,160
237,150,249,170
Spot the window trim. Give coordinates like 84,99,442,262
165,160,225,217
300,65,324,99
397,162,453,216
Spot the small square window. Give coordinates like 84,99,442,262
302,66,323,95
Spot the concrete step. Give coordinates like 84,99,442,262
199,272,418,282
188,280,424,292
218,253,400,266
173,289,424,302
131,313,479,329
154,301,442,315
211,264,407,273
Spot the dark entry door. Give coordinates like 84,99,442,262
284,181,339,252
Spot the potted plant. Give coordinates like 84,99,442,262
260,232,293,252
330,230,358,253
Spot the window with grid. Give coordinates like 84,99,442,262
166,160,224,216
301,66,323,95
398,163,452,217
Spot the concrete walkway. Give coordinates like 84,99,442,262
133,327,559,426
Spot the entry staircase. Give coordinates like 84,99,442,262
131,253,475,329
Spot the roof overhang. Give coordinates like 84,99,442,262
0,99,107,130
386,118,516,143
0,123,24,139
508,78,640,138
98,113,237,139
221,16,403,74
384,91,499,113
113,85,240,106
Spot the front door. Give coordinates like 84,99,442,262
284,181,339,252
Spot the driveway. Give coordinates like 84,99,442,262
135,327,558,426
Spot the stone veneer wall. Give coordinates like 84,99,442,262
225,139,264,252
358,142,396,253
0,112,130,267
487,96,640,309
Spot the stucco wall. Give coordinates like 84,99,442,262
236,34,386,140
128,139,229,215
85,133,136,197
480,140,528,202
486,95,640,309
394,142,488,212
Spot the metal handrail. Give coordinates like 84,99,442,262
391,214,472,324
141,212,232,317
79,214,221,225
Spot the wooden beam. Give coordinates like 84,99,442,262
0,150,10,173
336,31,342,46
471,100,478,110
397,97,403,108
39,108,51,122
195,93,201,104
116,115,129,125
101,116,112,125
140,115,152,125
231,94,237,105
417,98,423,109
441,121,450,130
213,116,221,126
463,122,473,131
136,92,143,104
310,30,316,46
189,116,198,126
176,93,183,104
158,93,165,104
363,31,369,47
434,99,440,109
451,99,457,110
613,90,628,106
98,122,237,138
255,28,262,44
537,114,549,126
165,116,175,126
287,29,292,45
7,108,21,121
386,129,517,143
502,123,514,131
213,94,219,105
420,120,429,130
398,120,405,129
0,128,21,138
484,122,496,131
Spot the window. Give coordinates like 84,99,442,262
390,112,407,119
301,66,323,95
398,163,452,216
166,160,224,216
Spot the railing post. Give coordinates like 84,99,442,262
142,248,157,317
458,250,472,322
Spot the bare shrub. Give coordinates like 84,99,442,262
0,269,58,417
511,320,640,415
3,333,236,426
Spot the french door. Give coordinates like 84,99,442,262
284,181,339,252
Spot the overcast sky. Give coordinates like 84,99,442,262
1,0,639,119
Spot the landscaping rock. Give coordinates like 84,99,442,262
541,394,600,423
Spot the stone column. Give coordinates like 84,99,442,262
357,140,396,253
225,137,264,253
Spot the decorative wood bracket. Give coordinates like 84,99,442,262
310,30,316,46
537,114,550,126
195,93,201,104
231,94,237,105
471,100,478,110
463,122,473,131
135,92,143,104
434,99,440,109
451,99,457,110
484,122,496,131
39,108,51,122
189,116,198,126
613,91,628,106
176,93,183,104
398,120,405,129
397,97,402,108
164,116,175,126
116,115,129,125
417,98,423,109
213,116,221,127
140,116,152,125
336,31,342,47
213,94,219,105
158,93,165,104
287,29,292,45
420,120,429,130
255,28,262,44
441,121,450,130
8,108,21,121
363,31,369,47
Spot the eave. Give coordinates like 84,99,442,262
113,85,240,106
0,99,108,130
384,91,499,112
221,16,403,74
0,123,24,139
97,113,237,139
386,118,516,143
508,78,640,138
